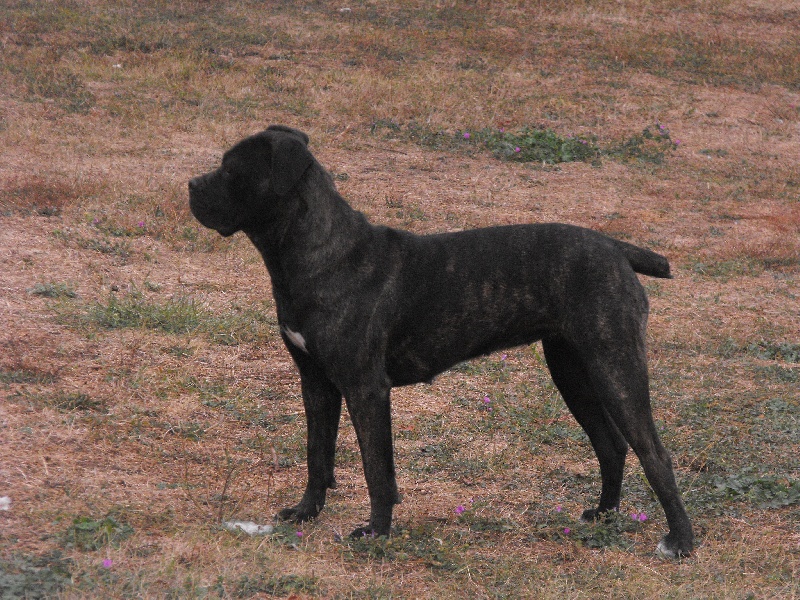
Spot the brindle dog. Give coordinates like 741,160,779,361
189,125,693,558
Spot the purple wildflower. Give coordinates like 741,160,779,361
455,505,466,515
102,559,113,569
463,132,471,140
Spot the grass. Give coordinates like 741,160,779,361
88,291,202,334
51,287,277,345
62,515,135,552
374,121,680,166
28,281,78,299
1,0,799,598
0,553,72,599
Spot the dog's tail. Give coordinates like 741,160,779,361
615,240,672,278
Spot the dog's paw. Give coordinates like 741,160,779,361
276,504,319,524
349,526,377,539
580,508,601,522
348,525,390,539
580,506,618,522
655,536,693,559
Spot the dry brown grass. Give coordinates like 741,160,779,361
1,1,799,598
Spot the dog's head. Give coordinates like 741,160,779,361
188,125,313,237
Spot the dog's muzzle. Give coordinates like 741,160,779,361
188,174,240,236
188,175,206,196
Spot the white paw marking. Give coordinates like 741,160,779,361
656,539,679,559
283,326,308,353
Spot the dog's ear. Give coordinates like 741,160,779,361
270,134,313,197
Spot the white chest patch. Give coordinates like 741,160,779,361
282,326,308,353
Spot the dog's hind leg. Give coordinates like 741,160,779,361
343,380,400,538
542,337,629,519
277,351,342,524
582,344,694,558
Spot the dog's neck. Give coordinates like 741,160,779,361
246,162,373,296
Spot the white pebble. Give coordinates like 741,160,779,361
221,520,274,535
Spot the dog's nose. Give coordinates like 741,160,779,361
188,176,202,192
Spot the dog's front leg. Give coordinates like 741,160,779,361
345,382,400,538
277,352,342,524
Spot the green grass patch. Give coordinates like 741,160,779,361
458,508,516,534
372,121,679,167
372,120,601,165
89,291,201,333
341,523,461,571
62,515,134,552
755,364,799,384
0,368,57,386
525,506,651,552
9,390,105,412
52,229,133,260
748,341,800,363
606,124,679,164
67,289,276,344
0,553,72,600
48,391,104,412
229,573,318,598
28,282,78,299
712,470,800,509
462,126,600,164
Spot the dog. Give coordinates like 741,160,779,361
189,125,694,558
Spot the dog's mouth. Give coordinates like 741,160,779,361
202,221,239,237
190,203,240,237
188,188,241,237
215,224,240,237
